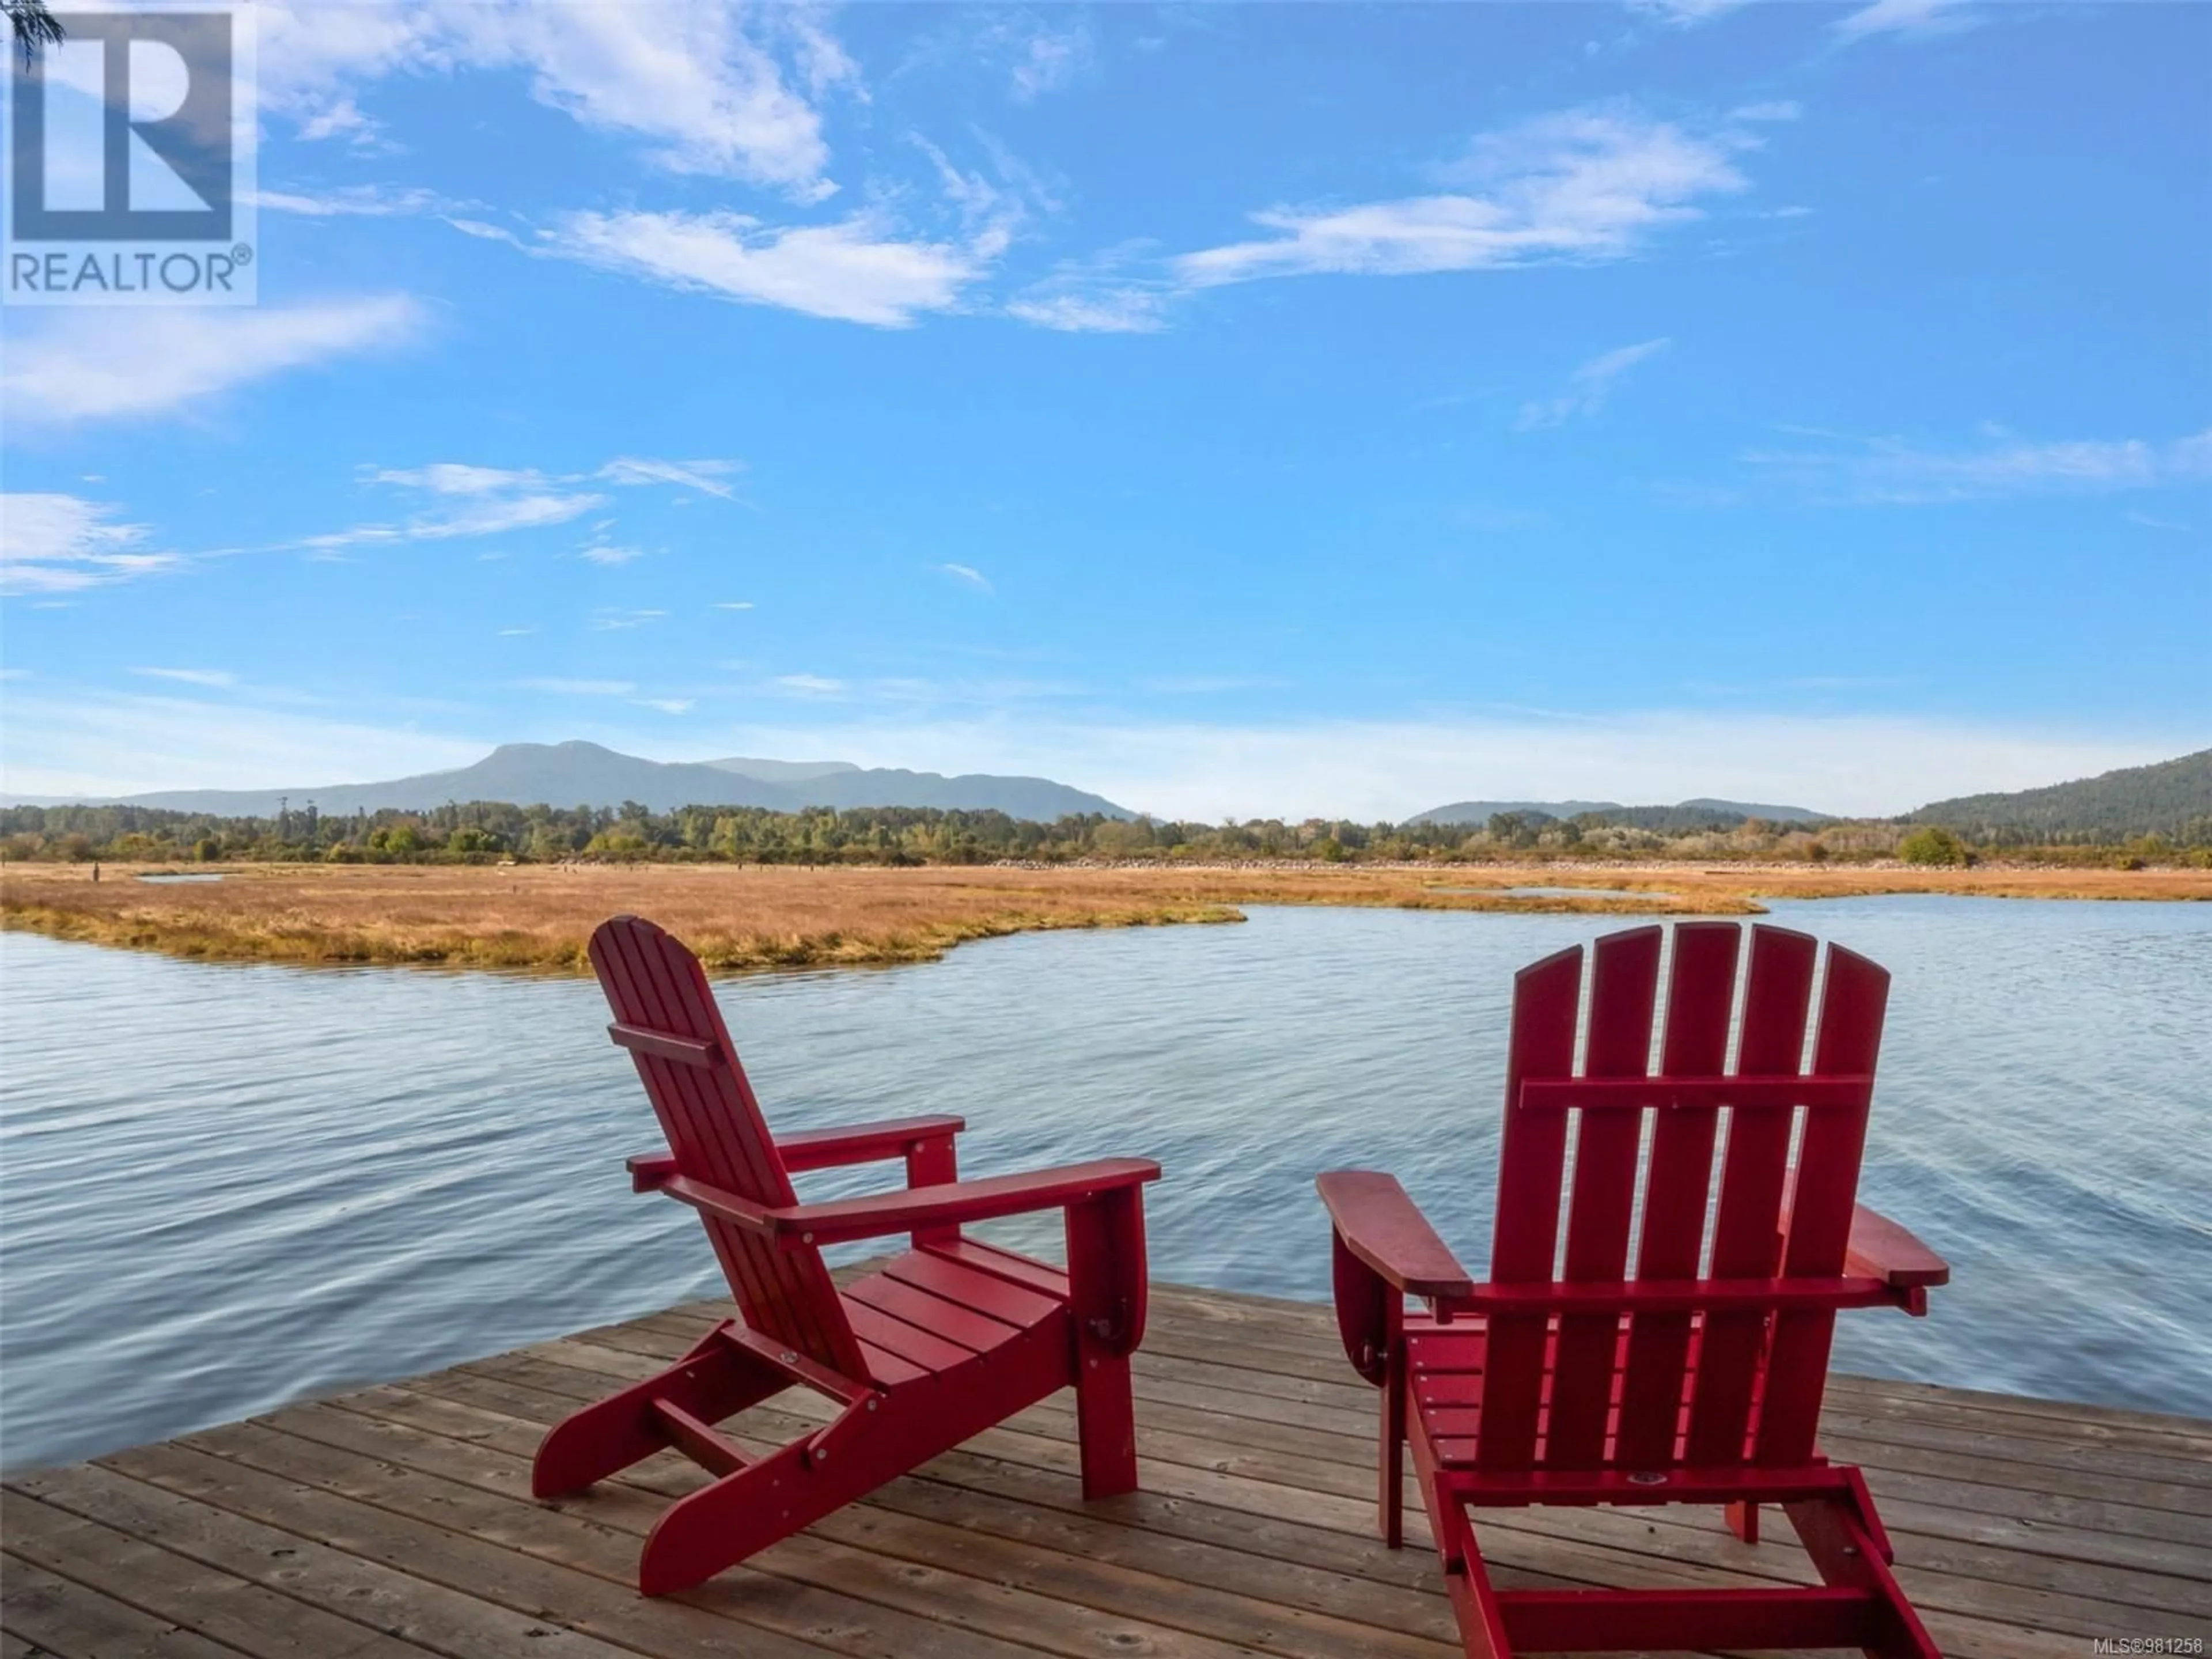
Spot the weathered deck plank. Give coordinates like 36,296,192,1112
5,1282,2206,1659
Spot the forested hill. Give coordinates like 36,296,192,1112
1906,749,2212,843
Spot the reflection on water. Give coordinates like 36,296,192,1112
2,896,2207,1469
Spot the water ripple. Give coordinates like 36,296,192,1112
2,895,2206,1470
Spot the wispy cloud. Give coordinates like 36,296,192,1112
2127,512,2193,534
1517,338,1671,430
1833,0,1977,44
936,562,995,593
248,184,452,217
772,673,846,697
1007,285,1172,335
130,667,237,688
1630,0,1758,25
1172,105,1754,290
532,210,982,327
632,698,696,715
1743,426,2212,505
512,677,635,696
257,1,847,198
993,14,1096,103
2,297,426,427
1,494,177,595
591,609,666,631
298,454,742,555
714,601,756,611
597,457,745,499
366,463,543,496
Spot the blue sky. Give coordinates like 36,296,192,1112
2,0,2207,820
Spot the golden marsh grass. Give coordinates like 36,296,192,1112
3,858,2202,974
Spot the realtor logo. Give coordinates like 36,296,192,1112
5,3,256,304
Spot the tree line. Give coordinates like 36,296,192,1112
2,798,2202,868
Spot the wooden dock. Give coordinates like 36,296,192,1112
5,1280,2207,1658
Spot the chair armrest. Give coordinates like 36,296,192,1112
775,1114,966,1173
647,1159,1160,1248
1844,1203,1949,1290
624,1115,964,1190
1316,1171,1472,1300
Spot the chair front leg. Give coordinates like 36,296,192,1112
1067,1185,1147,1498
1378,1294,1408,1547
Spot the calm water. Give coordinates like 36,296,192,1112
3,898,2207,1471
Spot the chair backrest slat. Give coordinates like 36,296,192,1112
590,916,868,1381
1754,944,1888,1464
1477,944,1582,1471
1475,922,1887,1478
1612,922,1740,1467
1544,926,1662,1469
1682,925,1817,1465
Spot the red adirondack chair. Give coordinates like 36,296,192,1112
1319,922,1951,1658
533,915,1161,1594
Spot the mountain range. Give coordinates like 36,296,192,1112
1406,797,1830,829
1904,748,2211,841
16,741,1134,821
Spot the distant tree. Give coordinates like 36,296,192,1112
1898,827,1968,868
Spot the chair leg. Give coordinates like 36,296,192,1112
532,1321,781,1498
1726,1499,1759,1544
1786,1477,1942,1659
1075,1346,1138,1498
1379,1353,1407,1548
639,1436,838,1594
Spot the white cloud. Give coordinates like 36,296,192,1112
590,609,665,632
1834,0,1976,43
249,184,448,217
535,210,980,327
305,453,740,555
579,543,647,566
715,601,757,611
632,698,696,715
707,710,2195,823
0,690,487,800
597,457,745,499
512,678,635,696
1743,426,2212,504
2,296,426,427
497,627,536,636
1730,101,1803,123
1000,17,1094,103
0,494,177,595
130,668,237,688
1517,337,1671,429
367,463,544,496
1173,106,1752,290
773,674,846,697
1630,0,1758,24
305,480,609,551
257,1,843,197
936,562,995,593
1007,287,1172,334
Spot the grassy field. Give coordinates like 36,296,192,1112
3,858,2205,974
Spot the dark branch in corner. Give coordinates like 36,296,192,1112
7,0,66,72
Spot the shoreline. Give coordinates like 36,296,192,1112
3,859,2205,975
